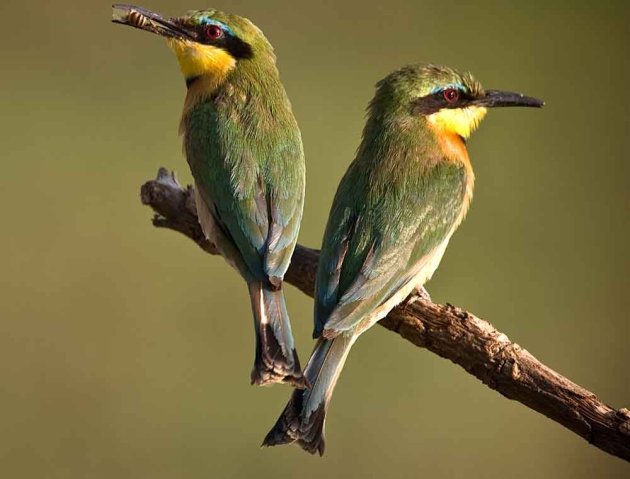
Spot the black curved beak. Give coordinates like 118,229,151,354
112,4,195,40
475,90,545,108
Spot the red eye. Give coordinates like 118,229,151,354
204,24,223,40
443,88,459,103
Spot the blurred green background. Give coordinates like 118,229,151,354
1,0,628,477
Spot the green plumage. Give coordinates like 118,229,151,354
183,58,304,283
179,16,307,387
112,7,543,453
314,88,468,336
314,65,475,339
111,5,308,387
266,64,485,455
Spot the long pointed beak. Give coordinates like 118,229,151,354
112,4,194,40
475,89,545,108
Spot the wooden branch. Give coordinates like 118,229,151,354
140,168,630,463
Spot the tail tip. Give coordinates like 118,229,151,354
262,392,328,456
251,341,309,388
261,428,325,457
250,367,310,389
261,426,294,448
301,438,325,456
316,440,325,456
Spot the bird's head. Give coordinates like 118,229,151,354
375,64,543,139
113,5,269,86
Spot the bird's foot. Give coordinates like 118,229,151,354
415,286,431,302
404,286,432,307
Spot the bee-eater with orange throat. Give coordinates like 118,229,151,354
264,63,543,454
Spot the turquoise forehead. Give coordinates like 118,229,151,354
429,83,468,94
199,16,235,35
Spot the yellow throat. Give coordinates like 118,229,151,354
167,39,236,81
166,39,238,132
427,105,487,139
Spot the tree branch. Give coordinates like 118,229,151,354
140,168,630,462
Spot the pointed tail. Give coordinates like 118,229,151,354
262,334,355,455
248,280,307,389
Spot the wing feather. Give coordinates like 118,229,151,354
183,94,304,283
315,159,467,336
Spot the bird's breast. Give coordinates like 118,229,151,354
433,130,475,222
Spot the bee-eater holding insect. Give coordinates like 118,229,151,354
112,5,307,388
263,64,543,454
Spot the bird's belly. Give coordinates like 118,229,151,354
354,237,451,336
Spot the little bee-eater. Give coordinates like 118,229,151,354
264,64,543,455
113,5,307,387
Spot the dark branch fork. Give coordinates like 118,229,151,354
141,168,630,462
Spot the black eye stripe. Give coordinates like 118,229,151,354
195,25,254,59
411,90,474,115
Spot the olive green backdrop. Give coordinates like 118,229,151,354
1,0,628,477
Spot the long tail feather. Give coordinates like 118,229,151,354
248,280,307,388
262,334,355,455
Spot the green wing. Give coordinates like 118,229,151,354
184,96,304,283
314,159,467,337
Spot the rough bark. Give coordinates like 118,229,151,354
140,168,630,462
